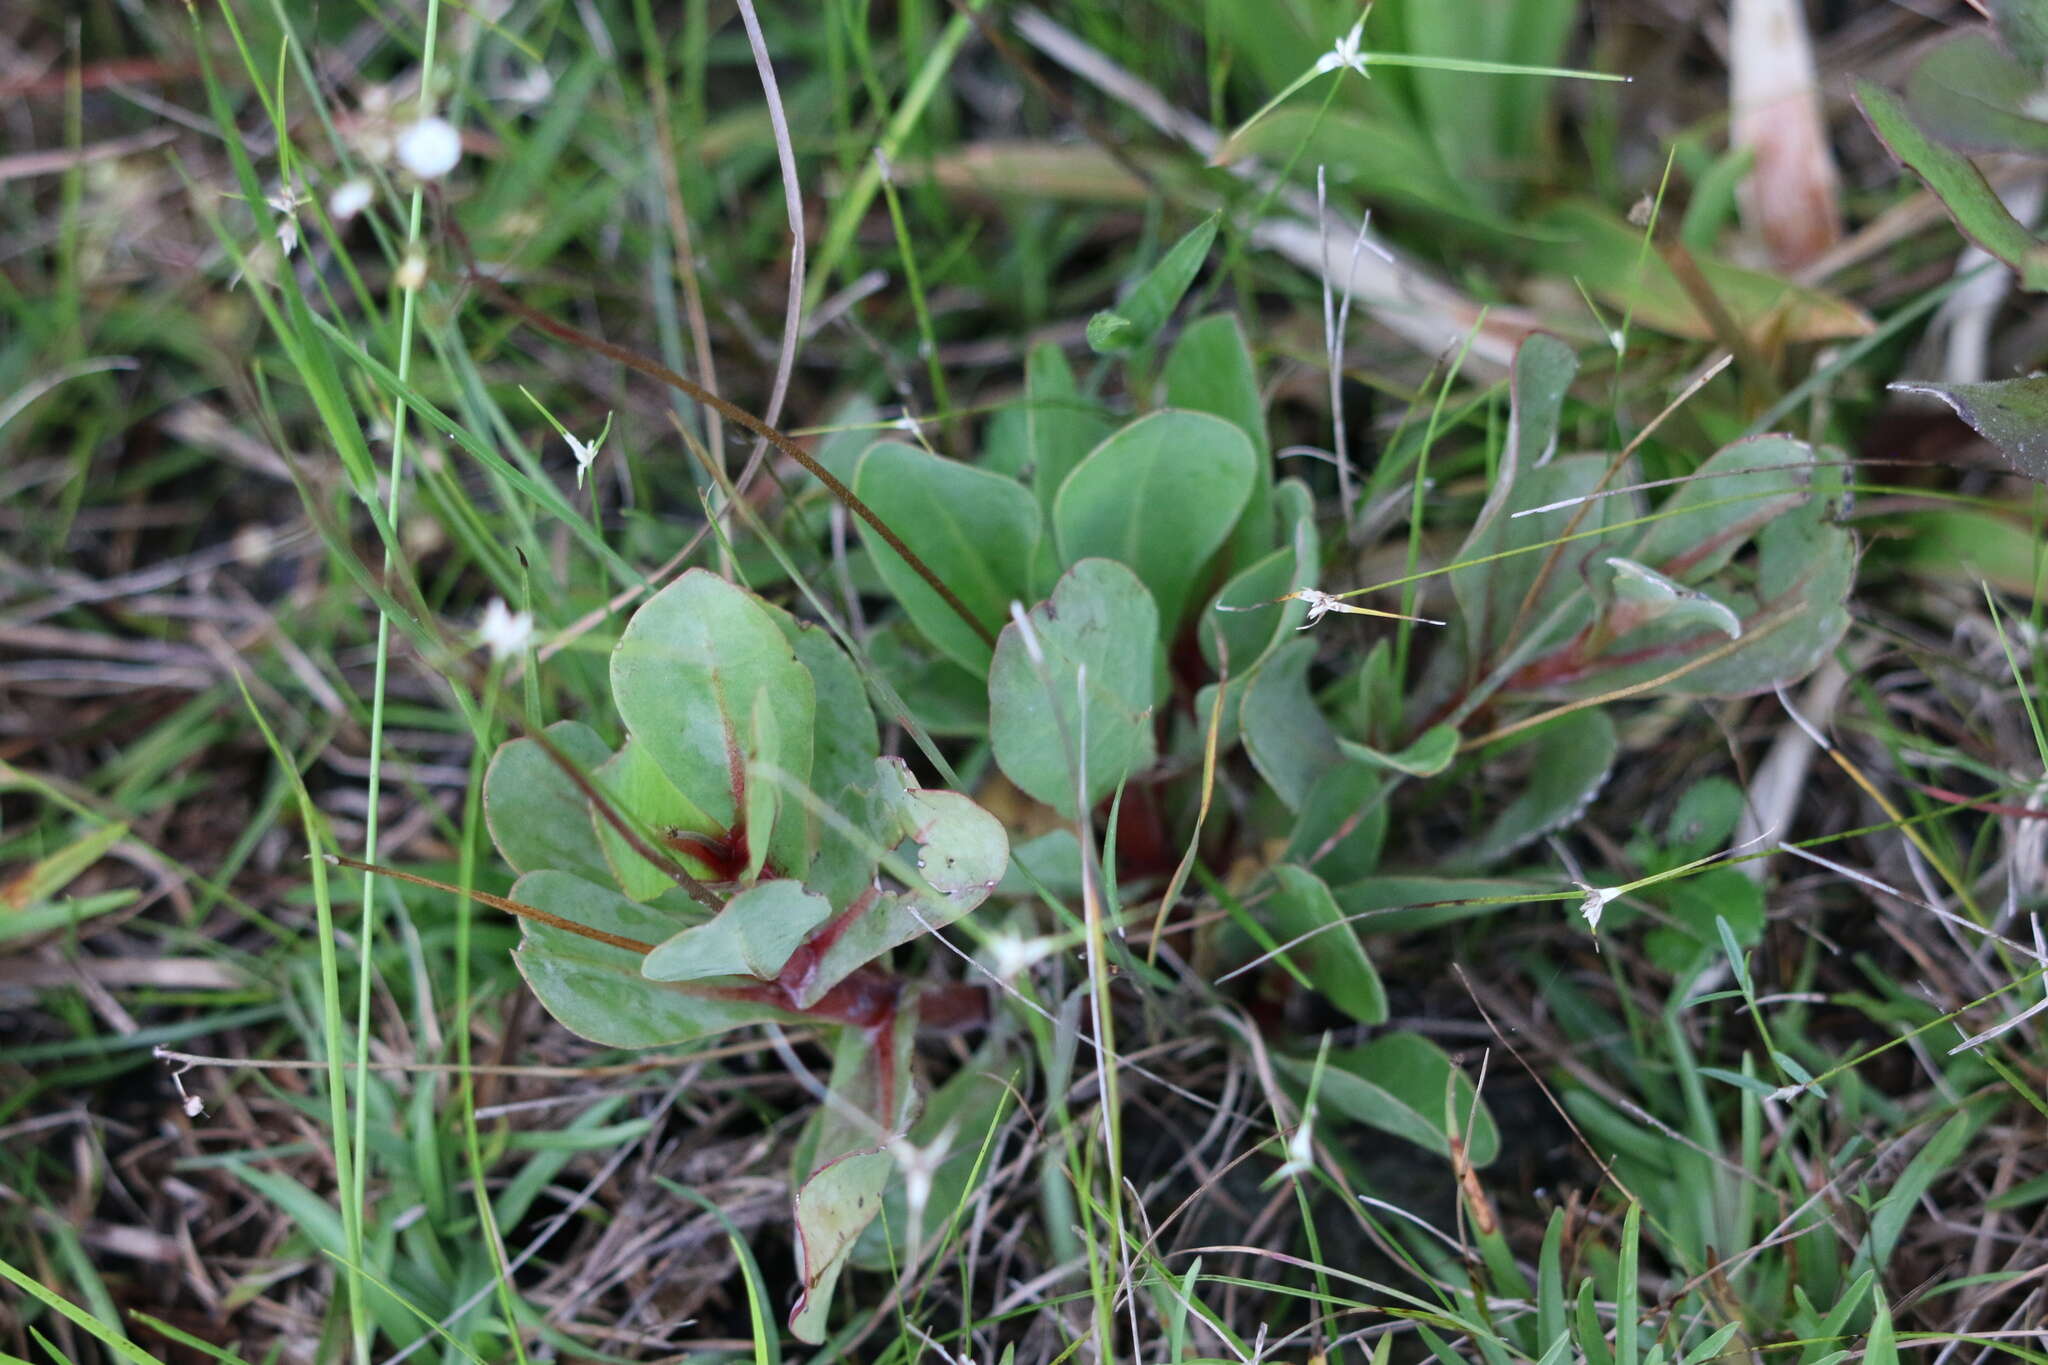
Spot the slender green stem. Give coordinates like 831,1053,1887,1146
350,5,443,1360
455,665,531,1363
1394,319,1482,680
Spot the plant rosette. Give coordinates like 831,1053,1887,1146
480,568,1007,1342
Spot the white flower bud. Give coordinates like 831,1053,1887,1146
396,117,462,179
330,178,373,221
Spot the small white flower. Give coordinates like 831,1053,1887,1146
985,931,1055,981
266,183,306,255
1577,882,1622,934
330,178,373,222
566,431,602,487
563,411,613,489
1313,19,1369,77
887,1125,955,1249
394,250,428,292
1273,1107,1316,1181
396,116,462,179
477,598,533,661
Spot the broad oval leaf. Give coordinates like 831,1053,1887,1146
868,618,989,736
1165,313,1274,574
510,870,795,1048
1241,637,1339,811
1285,762,1389,885
789,1009,918,1343
1532,436,1856,698
1267,863,1386,1025
989,558,1160,818
853,440,1040,673
776,612,882,905
1892,374,2048,484
642,880,834,983
590,739,722,901
482,720,614,883
1054,410,1257,632
790,757,1010,1009
1454,709,1616,869
611,569,815,874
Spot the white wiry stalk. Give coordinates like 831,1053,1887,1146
727,0,806,528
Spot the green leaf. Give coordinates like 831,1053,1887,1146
0,819,125,912
1402,0,1524,212
1991,0,2048,72
1163,314,1269,457
1284,762,1388,885
789,1010,917,1343
1452,454,1626,671
868,619,989,737
0,1249,169,1365
775,613,882,904
511,871,795,1047
1522,199,1875,340
1632,436,1826,573
1460,332,1578,622
482,720,614,883
1087,212,1220,354
851,1046,1014,1269
1470,436,1854,701
1891,374,2048,483
1601,559,1744,642
1202,478,1319,674
852,440,1041,672
1646,868,1765,976
1086,312,1134,351
642,881,834,982
989,559,1160,818
1594,438,1854,698
1242,637,1340,811
1666,778,1746,858
1864,1288,1898,1365
1537,1209,1567,1347
1164,314,1274,573
590,739,721,901
742,693,783,883
1054,410,1257,631
611,570,815,875
1903,29,2048,155
1024,344,1115,526
1337,723,1459,777
1856,80,2048,288
1277,1031,1498,1164
1212,106,1522,232
1457,710,1616,868
1266,863,1387,1025
791,757,1009,1008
